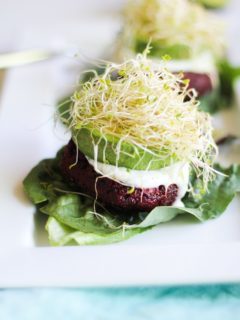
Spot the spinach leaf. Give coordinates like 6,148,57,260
46,217,145,246
41,194,125,235
23,149,65,204
183,164,240,220
218,60,240,104
195,60,240,114
199,88,222,114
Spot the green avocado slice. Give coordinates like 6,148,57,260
195,0,228,8
135,39,192,60
72,128,178,170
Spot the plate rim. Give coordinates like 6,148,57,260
1,243,240,287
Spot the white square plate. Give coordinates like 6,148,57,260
0,0,240,287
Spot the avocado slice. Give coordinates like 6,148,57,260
135,39,192,60
72,127,178,170
195,0,228,8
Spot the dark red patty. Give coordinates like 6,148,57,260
183,72,213,97
60,140,179,213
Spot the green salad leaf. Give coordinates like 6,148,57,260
198,87,222,114
218,60,240,104
45,217,144,246
185,60,240,114
23,149,240,246
183,164,240,220
23,149,66,204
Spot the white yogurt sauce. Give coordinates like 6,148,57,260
87,158,190,203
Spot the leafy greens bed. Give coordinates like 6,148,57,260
23,149,240,246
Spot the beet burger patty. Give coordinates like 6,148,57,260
60,140,179,212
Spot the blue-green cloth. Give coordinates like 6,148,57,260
1,285,240,320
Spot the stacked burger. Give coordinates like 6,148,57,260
23,1,240,246
116,0,225,113
60,54,216,213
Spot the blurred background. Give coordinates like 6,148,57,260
0,0,239,57
0,0,125,58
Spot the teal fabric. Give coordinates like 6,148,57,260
1,286,240,320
